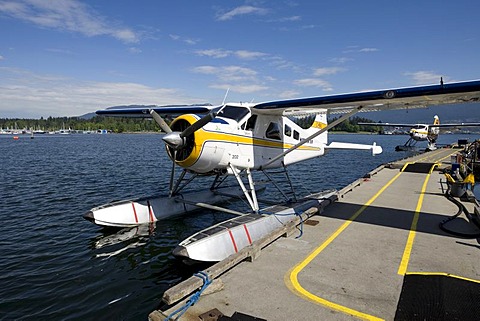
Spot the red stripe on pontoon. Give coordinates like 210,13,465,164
228,229,238,253
243,224,252,244
147,200,154,222
131,203,138,223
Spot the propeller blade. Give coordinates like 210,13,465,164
150,110,172,134
180,112,217,138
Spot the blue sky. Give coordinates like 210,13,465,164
0,0,479,119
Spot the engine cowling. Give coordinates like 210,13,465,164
165,114,198,165
164,114,230,173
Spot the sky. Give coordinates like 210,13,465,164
0,0,479,119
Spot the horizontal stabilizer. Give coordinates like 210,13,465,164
326,142,382,156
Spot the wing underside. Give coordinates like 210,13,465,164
96,105,216,117
95,80,480,118
252,80,480,115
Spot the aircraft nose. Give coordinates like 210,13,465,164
162,132,184,149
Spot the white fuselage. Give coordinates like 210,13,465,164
169,105,328,173
409,125,439,142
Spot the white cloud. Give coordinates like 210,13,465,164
0,54,4,60
192,65,267,94
195,49,231,58
128,47,142,54
330,57,352,64
294,78,333,91
216,6,268,21
404,71,447,85
278,90,301,99
210,83,268,94
268,15,301,23
195,48,267,60
313,67,346,77
359,48,378,53
0,0,139,43
235,50,267,60
192,65,257,82
343,46,379,54
0,67,197,118
170,34,200,45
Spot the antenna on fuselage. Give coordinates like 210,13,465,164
222,88,230,105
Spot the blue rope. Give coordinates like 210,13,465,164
295,212,304,239
259,210,304,239
164,271,212,321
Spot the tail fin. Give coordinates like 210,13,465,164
433,115,440,125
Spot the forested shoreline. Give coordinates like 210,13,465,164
0,116,381,133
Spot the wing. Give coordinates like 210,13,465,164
252,79,480,115
96,104,217,117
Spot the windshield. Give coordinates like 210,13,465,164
217,106,250,122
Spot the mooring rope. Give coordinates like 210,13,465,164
164,271,212,321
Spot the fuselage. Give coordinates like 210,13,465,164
167,104,328,173
409,116,440,142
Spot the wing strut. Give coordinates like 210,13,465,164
262,106,363,168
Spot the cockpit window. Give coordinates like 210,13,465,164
243,115,257,131
266,122,281,140
217,106,250,122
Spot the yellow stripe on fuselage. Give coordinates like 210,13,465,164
178,127,321,168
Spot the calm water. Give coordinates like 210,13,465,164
1,133,478,320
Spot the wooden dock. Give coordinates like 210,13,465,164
150,146,480,321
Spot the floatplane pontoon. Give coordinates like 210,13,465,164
84,79,480,262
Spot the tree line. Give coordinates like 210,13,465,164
0,116,161,133
0,115,382,133
329,116,382,133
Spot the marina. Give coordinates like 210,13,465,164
151,144,480,321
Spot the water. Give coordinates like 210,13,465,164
1,133,478,320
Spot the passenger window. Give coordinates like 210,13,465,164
266,122,281,140
293,130,300,140
284,124,292,137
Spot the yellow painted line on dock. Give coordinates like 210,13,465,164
397,171,431,275
285,171,404,321
397,151,457,276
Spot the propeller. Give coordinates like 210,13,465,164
162,111,217,150
149,108,217,151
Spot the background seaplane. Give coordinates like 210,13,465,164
359,115,480,151
83,79,480,262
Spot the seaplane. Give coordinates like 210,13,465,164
84,79,480,262
359,115,480,151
